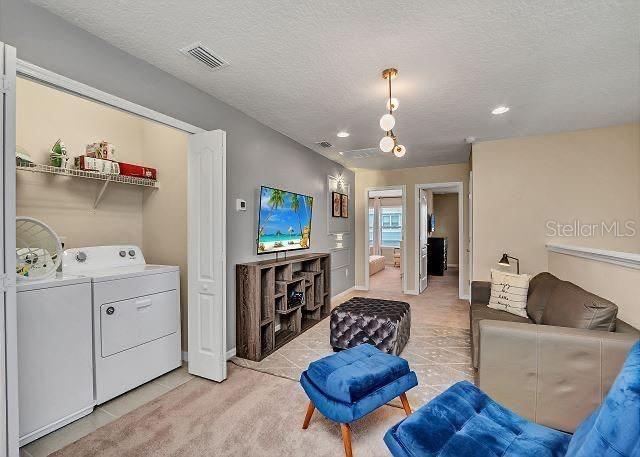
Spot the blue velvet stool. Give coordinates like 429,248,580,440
384,340,640,457
300,344,418,456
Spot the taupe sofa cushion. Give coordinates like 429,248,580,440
526,272,560,323
470,302,532,368
541,281,617,331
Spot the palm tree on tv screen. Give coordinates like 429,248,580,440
302,195,313,229
290,195,303,236
260,188,285,236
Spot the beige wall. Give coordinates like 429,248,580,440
16,77,146,247
433,193,459,265
472,123,640,281
355,163,470,295
548,252,640,329
141,122,189,349
17,77,190,348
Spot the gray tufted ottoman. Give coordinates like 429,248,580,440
330,297,411,355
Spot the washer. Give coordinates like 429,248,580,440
17,275,94,446
64,245,182,404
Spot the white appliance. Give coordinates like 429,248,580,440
16,218,94,446
64,246,181,404
17,277,94,445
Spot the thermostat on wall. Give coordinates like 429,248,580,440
236,199,247,211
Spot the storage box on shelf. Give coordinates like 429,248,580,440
236,253,332,361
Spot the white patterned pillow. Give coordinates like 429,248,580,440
488,269,531,318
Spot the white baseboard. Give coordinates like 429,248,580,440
332,286,355,300
354,285,368,291
404,289,419,295
459,293,470,300
181,348,236,362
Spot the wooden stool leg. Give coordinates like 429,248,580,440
340,423,353,457
302,402,315,429
399,393,412,416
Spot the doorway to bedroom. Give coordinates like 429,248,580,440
366,187,405,294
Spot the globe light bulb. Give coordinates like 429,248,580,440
393,144,406,158
379,136,395,152
379,113,396,131
386,97,399,111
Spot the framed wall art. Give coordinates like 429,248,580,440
340,194,349,218
332,191,342,217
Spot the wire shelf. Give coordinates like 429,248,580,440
17,163,159,188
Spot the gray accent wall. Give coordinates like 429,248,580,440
0,0,355,352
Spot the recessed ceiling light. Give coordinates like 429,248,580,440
337,131,350,138
338,151,344,155
491,106,510,115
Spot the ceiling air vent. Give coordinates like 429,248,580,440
315,141,333,148
180,42,229,70
341,147,385,159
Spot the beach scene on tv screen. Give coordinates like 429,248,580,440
258,187,313,253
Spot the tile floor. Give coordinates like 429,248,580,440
20,363,194,457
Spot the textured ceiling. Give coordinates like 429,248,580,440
31,0,640,170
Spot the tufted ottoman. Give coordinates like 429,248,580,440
330,297,411,355
301,344,418,457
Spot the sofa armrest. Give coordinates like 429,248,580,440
478,320,638,433
471,281,491,304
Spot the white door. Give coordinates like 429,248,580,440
468,171,473,302
419,189,429,293
187,130,227,382
1,42,19,457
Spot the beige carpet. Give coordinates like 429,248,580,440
232,268,473,407
231,317,472,408
52,269,470,456
52,364,405,457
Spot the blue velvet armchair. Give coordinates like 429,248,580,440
385,340,640,457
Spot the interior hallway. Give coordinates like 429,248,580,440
367,267,467,329
368,265,402,293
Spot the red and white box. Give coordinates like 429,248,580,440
75,155,120,175
118,161,157,180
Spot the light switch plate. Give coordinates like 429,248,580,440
236,199,247,211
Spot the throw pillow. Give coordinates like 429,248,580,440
488,269,531,318
526,272,560,323
541,281,618,331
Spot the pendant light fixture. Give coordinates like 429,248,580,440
379,68,406,157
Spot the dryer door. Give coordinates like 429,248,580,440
100,290,179,357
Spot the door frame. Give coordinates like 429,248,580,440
418,188,429,293
414,182,466,299
362,185,408,293
7,57,227,454
2,42,18,457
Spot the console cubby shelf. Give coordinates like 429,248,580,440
236,252,331,361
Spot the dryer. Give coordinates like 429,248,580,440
64,246,181,404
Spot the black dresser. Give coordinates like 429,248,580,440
427,237,447,276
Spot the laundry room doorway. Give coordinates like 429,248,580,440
0,49,227,456
14,61,228,382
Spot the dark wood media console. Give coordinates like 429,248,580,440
236,253,331,361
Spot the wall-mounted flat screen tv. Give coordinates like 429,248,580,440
257,186,313,255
